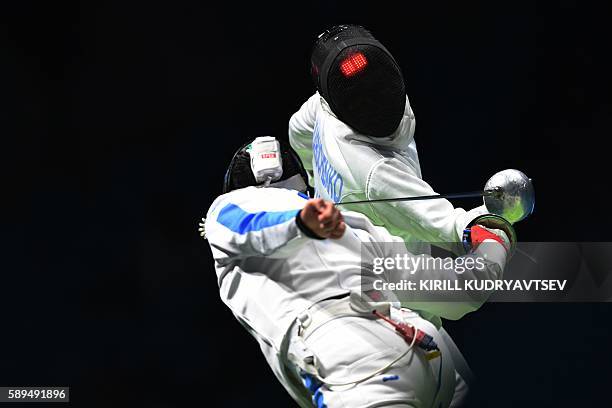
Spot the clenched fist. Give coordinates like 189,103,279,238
299,198,346,239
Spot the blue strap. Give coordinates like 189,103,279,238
217,203,299,234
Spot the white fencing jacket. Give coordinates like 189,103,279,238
289,93,486,254
204,186,506,405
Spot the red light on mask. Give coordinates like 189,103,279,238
340,52,368,77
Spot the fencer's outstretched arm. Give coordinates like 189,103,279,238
363,158,486,252
205,187,311,265
288,93,320,185
205,187,344,266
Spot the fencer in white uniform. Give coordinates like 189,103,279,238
202,137,512,407
289,25,487,254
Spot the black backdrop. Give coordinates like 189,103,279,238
3,1,612,406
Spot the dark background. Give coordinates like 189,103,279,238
2,0,612,406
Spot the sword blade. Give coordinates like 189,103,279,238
336,190,495,206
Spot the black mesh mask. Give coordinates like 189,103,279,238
223,138,309,194
311,25,406,138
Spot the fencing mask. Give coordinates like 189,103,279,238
222,136,309,194
311,24,406,138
